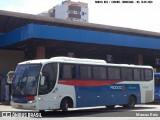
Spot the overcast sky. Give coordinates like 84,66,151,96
0,0,160,32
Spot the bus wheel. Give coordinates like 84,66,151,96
61,99,69,112
126,95,136,109
106,105,115,109
39,110,45,113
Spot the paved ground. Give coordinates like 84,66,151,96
0,102,160,120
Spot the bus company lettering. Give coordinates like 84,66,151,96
110,85,125,90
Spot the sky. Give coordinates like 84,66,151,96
0,0,160,32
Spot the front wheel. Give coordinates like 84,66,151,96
61,99,69,112
39,110,45,113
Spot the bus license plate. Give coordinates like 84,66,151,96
18,105,23,109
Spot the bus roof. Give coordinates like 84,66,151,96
50,57,107,64
18,57,153,69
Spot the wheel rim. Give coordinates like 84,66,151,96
65,102,68,110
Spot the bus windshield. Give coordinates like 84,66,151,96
12,64,42,96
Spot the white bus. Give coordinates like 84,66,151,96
11,57,154,112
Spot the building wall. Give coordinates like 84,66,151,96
55,4,68,19
0,49,25,73
48,0,88,22
81,7,88,22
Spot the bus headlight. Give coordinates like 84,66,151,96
28,100,36,104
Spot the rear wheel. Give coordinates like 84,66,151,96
124,95,136,109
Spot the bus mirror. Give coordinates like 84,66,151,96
7,71,15,84
40,76,45,85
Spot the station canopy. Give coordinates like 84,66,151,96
1,10,160,64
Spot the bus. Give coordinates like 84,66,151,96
11,57,154,112
154,72,160,101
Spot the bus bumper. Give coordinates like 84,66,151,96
10,100,37,110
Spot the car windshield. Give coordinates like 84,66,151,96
12,64,42,96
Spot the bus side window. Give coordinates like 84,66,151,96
108,67,120,80
92,66,107,80
144,69,153,80
133,69,140,81
79,65,92,80
121,68,133,81
59,64,76,80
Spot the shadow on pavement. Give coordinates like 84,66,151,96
40,106,156,118
146,101,160,105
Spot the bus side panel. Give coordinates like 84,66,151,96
57,84,76,108
109,84,141,105
75,84,141,108
116,84,141,104
37,84,76,110
75,86,111,107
